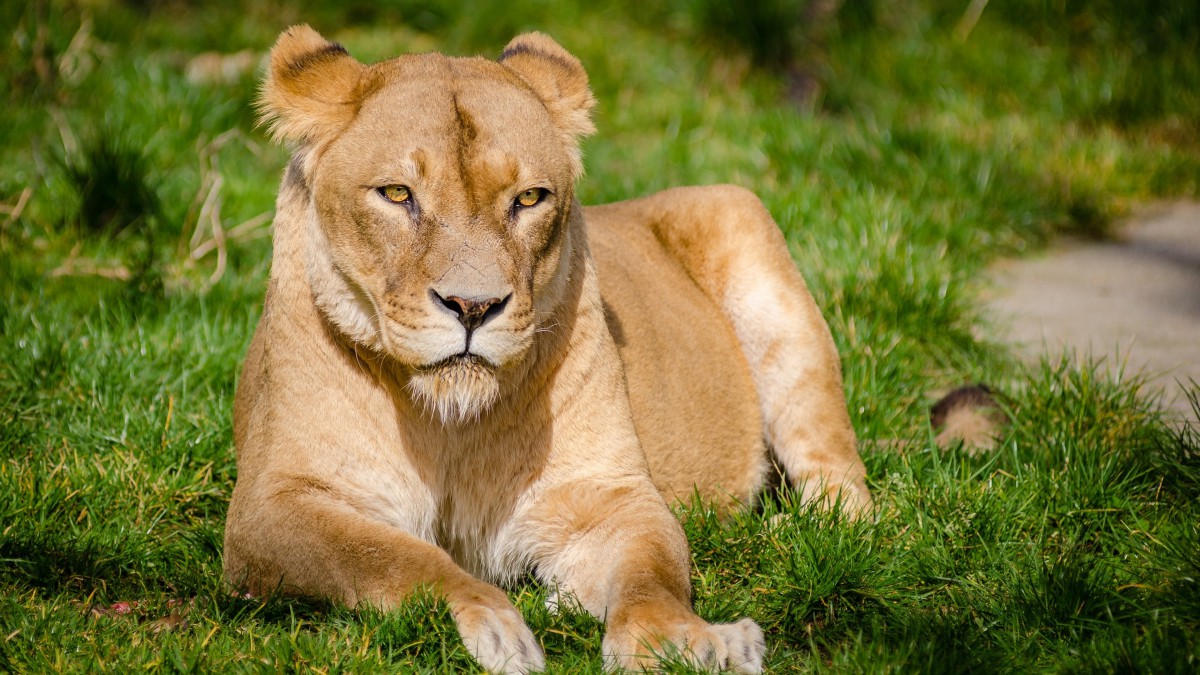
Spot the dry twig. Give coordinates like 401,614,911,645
1,187,33,225
58,14,111,86
179,129,272,288
954,0,991,43
50,242,132,281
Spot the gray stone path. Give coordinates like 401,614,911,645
986,201,1200,425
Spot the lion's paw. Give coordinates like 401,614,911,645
453,601,545,674
603,614,765,674
710,618,766,673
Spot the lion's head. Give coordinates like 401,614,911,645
259,26,595,422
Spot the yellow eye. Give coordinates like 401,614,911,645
381,185,411,203
516,188,545,208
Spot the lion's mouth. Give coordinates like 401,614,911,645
421,353,490,372
407,354,501,423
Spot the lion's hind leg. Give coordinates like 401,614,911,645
638,185,871,516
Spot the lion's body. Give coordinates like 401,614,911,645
225,27,868,673
588,198,767,509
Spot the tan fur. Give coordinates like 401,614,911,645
226,27,868,673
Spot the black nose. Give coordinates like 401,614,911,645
434,291,509,332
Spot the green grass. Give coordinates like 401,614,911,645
2,0,1198,671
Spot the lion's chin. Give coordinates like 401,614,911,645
406,356,501,424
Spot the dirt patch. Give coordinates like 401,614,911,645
986,201,1200,425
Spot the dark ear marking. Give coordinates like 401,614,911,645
283,42,350,77
499,43,575,73
499,44,530,60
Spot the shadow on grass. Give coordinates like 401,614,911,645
0,530,146,596
0,525,221,600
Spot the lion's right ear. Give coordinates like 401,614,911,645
258,25,365,144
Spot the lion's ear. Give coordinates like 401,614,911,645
500,33,596,172
258,24,365,144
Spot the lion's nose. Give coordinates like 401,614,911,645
433,291,510,333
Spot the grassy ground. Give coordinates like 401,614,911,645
2,0,1198,671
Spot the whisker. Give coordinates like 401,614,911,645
534,320,562,338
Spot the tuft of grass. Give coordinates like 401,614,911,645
60,126,162,238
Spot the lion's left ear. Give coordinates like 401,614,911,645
500,33,596,174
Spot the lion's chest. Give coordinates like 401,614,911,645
433,485,521,581
338,445,529,582
432,461,543,584
384,430,542,584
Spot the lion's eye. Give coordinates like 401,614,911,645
515,188,546,208
380,185,411,203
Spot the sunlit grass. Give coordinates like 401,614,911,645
1,0,1197,671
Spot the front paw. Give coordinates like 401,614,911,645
603,613,765,673
452,598,545,674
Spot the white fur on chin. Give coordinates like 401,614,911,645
407,358,501,424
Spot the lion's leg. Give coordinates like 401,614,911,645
527,481,765,673
638,185,870,516
224,483,544,674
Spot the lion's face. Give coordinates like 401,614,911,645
310,65,577,420
260,28,595,421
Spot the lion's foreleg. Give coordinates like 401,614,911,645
225,487,544,674
526,482,765,673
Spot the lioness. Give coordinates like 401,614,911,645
225,26,870,673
